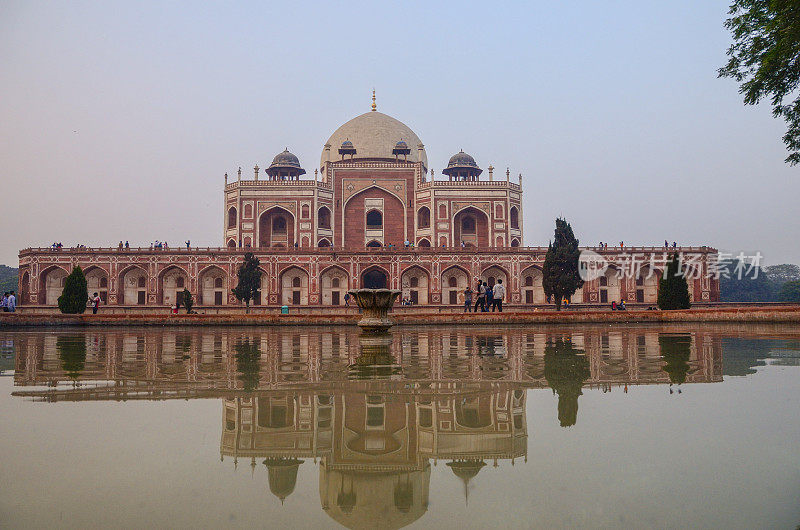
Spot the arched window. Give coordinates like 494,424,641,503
301,204,310,219
366,209,382,228
227,239,236,248
318,207,331,229
417,238,431,247
363,269,388,289
318,238,331,247
332,278,340,288
227,207,237,228
417,207,430,228
244,204,253,218
448,277,457,288
510,207,519,229
461,216,476,234
438,203,447,219
292,277,301,288
366,240,382,248
214,277,223,288
272,216,287,234
495,204,503,219
511,238,520,247
525,275,533,287
410,277,419,288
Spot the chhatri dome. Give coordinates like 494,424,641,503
321,92,428,169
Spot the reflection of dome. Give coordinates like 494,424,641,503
264,458,303,503
322,112,427,169
447,460,486,504
320,468,430,530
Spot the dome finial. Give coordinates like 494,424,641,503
371,89,376,111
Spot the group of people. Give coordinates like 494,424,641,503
1,291,16,312
117,241,131,249
400,296,416,306
463,279,505,312
610,300,626,310
49,242,64,250
664,240,678,248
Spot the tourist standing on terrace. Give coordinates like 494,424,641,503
464,287,473,312
90,292,101,315
7,291,16,312
491,280,505,312
474,281,485,312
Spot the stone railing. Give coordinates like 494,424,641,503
224,179,331,191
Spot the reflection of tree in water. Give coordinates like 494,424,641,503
234,339,261,392
659,334,691,385
56,335,86,379
543,337,590,427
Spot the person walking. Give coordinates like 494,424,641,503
491,279,505,312
474,281,485,312
7,291,16,312
90,292,101,315
464,287,473,312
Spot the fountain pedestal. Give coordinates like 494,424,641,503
348,289,402,333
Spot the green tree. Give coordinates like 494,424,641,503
182,288,194,314
233,338,261,392
58,266,88,314
718,1,800,165
778,280,800,302
543,337,590,427
659,334,692,386
232,252,262,313
657,254,691,310
542,218,584,311
56,335,86,379
720,259,775,302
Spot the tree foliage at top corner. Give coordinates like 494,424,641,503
718,0,800,165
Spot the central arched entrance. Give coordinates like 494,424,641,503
453,207,489,248
362,268,388,289
259,207,295,248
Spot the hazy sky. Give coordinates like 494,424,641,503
1,1,798,266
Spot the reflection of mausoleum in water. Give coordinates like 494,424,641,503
221,389,527,527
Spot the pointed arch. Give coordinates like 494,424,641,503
118,265,149,305
279,265,309,305
258,206,295,248
84,265,110,303
158,265,189,306
441,265,469,305
361,265,390,289
520,265,544,304
199,265,229,305
401,265,430,305
320,265,350,305
453,206,490,248
481,265,508,289
39,265,70,305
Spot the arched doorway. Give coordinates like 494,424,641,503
481,266,507,289
318,238,331,248
362,268,388,289
40,266,68,305
453,207,489,248
599,267,621,304
401,266,429,305
417,238,431,248
200,266,228,305
521,267,544,304
280,267,308,305
417,207,430,229
259,207,295,248
318,206,331,229
120,266,148,305
321,267,349,305
85,267,109,304
441,267,468,305
160,266,189,306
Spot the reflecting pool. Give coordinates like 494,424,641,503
1,324,799,528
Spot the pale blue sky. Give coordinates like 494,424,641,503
1,1,798,265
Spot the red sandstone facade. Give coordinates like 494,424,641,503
17,105,720,309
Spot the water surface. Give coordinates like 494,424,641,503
1,324,799,529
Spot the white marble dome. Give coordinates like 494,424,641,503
321,111,428,169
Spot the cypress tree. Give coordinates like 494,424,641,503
182,288,194,314
542,218,584,310
58,266,88,314
657,253,691,310
56,335,86,379
232,252,262,313
234,338,261,392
